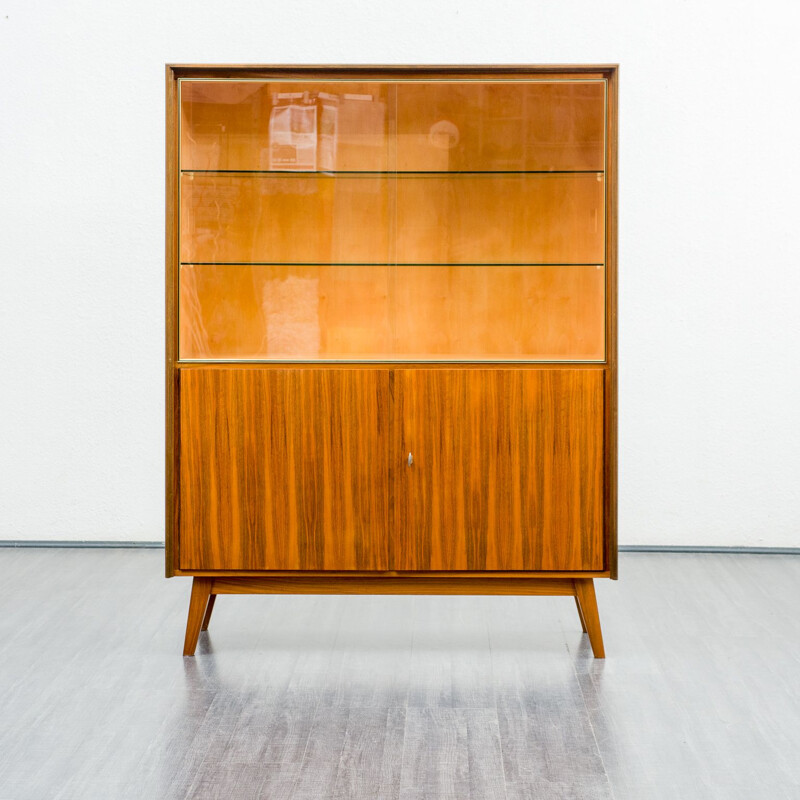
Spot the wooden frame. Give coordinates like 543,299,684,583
167,64,618,658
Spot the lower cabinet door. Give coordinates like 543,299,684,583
392,369,605,571
179,368,389,571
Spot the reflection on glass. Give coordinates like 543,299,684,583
180,174,391,264
180,264,604,361
181,81,390,172
396,81,605,171
178,78,607,361
396,174,604,264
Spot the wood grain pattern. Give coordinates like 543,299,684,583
574,578,605,658
179,368,389,571
392,369,604,572
210,576,576,595
165,66,180,577
605,67,619,580
200,593,216,631
166,66,618,658
182,576,212,656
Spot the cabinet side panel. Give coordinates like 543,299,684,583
179,369,389,571
605,67,619,578
165,67,180,576
393,369,604,571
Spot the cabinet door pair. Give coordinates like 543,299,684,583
179,368,604,572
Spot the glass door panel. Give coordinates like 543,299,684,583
396,81,605,171
180,173,391,264
392,264,604,361
180,263,392,360
180,263,603,361
395,173,604,264
177,77,608,362
181,80,391,172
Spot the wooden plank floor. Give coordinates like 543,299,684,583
0,549,799,799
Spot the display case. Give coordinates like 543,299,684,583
167,64,618,657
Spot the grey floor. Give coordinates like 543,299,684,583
0,551,799,800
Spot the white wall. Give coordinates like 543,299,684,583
1,0,799,546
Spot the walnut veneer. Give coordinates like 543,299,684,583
167,64,618,658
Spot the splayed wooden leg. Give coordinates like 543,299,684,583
574,579,605,658
574,595,587,632
200,593,216,631
183,577,213,656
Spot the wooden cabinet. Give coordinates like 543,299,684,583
392,369,605,573
167,65,618,658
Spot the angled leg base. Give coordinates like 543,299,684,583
200,593,216,631
183,577,213,657
573,578,605,658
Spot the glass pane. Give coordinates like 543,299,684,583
180,263,603,361
177,77,607,362
181,81,391,171
396,81,605,171
393,265,604,360
180,264,391,359
396,173,604,264
180,174,391,264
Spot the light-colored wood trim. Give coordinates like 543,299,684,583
175,362,610,370
200,593,216,631
173,569,613,579
605,66,619,580
167,64,618,80
210,575,577,596
182,575,606,656
574,578,605,658
165,66,179,577
182,576,212,656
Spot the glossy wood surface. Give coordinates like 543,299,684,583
166,66,618,652
392,369,604,572
179,368,389,571
179,263,605,360
182,576,212,656
200,592,216,630
165,67,179,576
605,68,619,579
574,578,605,657
210,575,577,596
182,574,593,656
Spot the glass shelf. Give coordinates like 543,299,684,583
180,169,604,176
180,261,605,267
